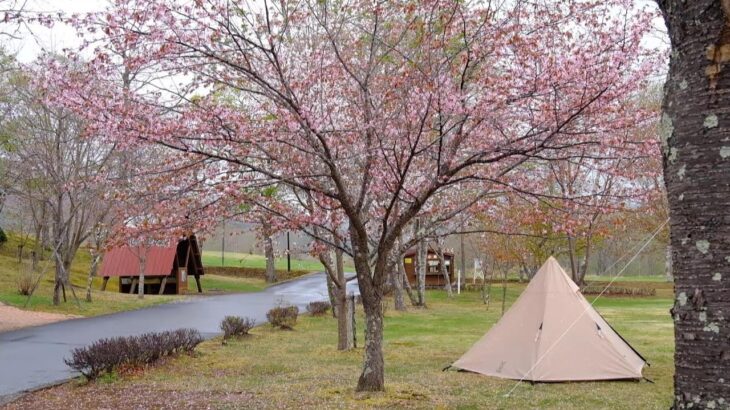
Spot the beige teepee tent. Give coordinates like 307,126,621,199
452,256,646,382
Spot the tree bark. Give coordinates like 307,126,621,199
400,255,418,306
52,262,65,305
577,233,592,286
138,248,146,299
665,243,673,282
325,266,337,317
567,234,579,283
334,243,353,351
318,242,352,351
436,238,453,297
416,238,426,307
85,251,101,302
658,1,730,407
356,285,384,392
262,220,277,283
392,250,406,311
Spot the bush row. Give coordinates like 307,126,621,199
64,328,203,379
581,286,656,297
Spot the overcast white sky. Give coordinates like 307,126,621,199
7,0,668,64
6,0,107,62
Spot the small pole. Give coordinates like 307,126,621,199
286,232,291,272
457,269,461,294
350,293,357,348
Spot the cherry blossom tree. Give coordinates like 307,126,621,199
53,0,660,391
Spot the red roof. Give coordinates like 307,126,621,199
100,245,178,277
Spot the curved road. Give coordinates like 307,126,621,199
0,273,359,402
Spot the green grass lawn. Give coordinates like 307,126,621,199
201,250,355,272
191,274,267,294
10,285,674,409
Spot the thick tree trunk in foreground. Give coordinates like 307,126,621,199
349,227,386,392
658,1,730,407
357,286,384,392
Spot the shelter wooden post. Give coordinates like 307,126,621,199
158,277,167,295
129,278,138,294
100,277,109,291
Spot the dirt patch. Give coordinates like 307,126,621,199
0,304,81,333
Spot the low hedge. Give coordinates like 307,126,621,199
581,286,656,297
220,315,255,342
64,328,204,379
267,305,299,330
306,301,331,316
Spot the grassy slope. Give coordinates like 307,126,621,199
0,234,267,317
12,284,674,409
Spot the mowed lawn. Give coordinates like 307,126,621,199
9,284,675,409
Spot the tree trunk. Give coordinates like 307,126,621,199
436,238,453,297
577,234,593,286
85,252,101,302
482,266,492,307
318,242,352,350
263,221,276,283
665,243,673,282
349,225,385,392
334,243,353,351
400,255,418,306
567,234,579,282
416,238,426,307
337,286,353,351
325,267,337,317
392,251,406,311
356,287,384,392
52,261,65,305
500,266,507,316
459,230,466,288
138,248,146,299
658,2,730,407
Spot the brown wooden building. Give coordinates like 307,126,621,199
403,245,455,287
99,235,204,295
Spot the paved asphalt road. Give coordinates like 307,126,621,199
0,272,359,402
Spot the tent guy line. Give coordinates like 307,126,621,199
503,217,669,397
